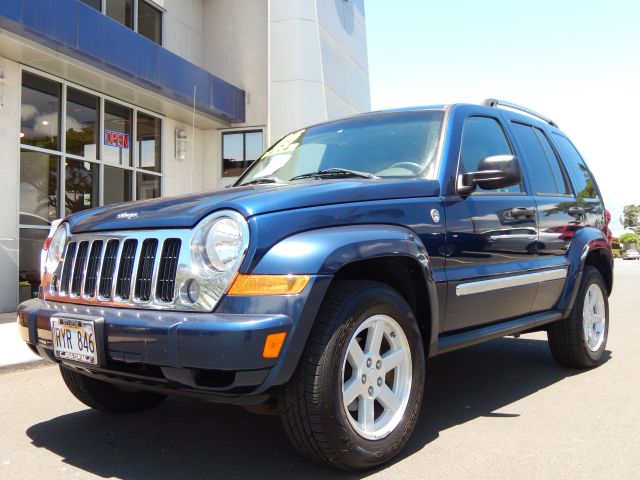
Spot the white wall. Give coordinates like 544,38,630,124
0,58,21,312
162,0,205,68
268,0,370,142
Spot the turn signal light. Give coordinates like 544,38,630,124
263,332,287,358
227,274,310,296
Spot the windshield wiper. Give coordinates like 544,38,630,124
242,177,281,185
289,168,379,181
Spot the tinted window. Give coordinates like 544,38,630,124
223,130,264,177
21,72,60,150
553,134,599,199
104,101,132,166
136,112,161,172
460,116,519,193
106,0,133,28
66,88,99,159
510,123,568,195
534,128,569,194
138,0,162,44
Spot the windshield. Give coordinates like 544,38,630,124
237,110,444,185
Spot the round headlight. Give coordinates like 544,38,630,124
203,216,245,271
45,225,67,274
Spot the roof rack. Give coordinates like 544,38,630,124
482,98,558,127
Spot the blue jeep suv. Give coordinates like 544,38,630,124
17,99,613,471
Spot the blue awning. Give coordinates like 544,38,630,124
0,0,245,123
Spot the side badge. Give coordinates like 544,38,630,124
430,208,441,223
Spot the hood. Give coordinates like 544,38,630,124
67,179,441,233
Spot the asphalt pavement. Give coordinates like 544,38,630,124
1,259,639,479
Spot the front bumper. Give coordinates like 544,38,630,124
17,298,294,404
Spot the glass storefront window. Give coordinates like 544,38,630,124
65,160,99,215
19,150,59,226
104,101,132,167
19,228,48,299
138,0,162,44
137,173,161,200
66,88,99,160
222,130,264,177
20,72,60,151
104,166,132,205
137,112,161,172
19,70,162,298
106,0,133,29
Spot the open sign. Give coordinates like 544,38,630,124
104,129,130,149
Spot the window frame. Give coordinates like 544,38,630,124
455,114,526,196
82,0,163,45
509,121,573,198
221,128,265,179
550,132,601,200
18,66,164,232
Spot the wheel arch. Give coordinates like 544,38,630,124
557,227,613,314
251,224,439,387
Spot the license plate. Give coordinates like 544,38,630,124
51,317,99,365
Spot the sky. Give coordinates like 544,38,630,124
364,0,640,235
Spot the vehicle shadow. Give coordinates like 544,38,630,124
25,337,610,480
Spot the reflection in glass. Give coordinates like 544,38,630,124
245,131,264,161
223,131,263,177
104,101,132,166
66,88,99,159
138,0,162,44
104,166,132,205
21,72,60,150
79,0,101,11
106,0,133,28
19,228,48,299
137,113,161,172
65,159,98,215
137,173,161,200
19,150,59,225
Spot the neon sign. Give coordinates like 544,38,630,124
104,130,130,149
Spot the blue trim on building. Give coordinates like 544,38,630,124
0,0,245,123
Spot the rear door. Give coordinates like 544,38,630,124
442,111,539,332
508,122,574,312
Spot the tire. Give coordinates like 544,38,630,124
59,366,167,413
547,266,609,368
279,280,425,471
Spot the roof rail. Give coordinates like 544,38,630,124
482,98,558,127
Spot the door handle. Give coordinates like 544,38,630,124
511,207,535,219
568,206,586,216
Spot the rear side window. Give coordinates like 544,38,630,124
459,116,520,193
510,122,569,195
552,134,599,199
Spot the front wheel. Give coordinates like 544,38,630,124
279,281,425,471
547,266,609,368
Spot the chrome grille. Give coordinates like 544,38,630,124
52,233,184,308
156,239,181,302
134,239,158,302
115,239,138,299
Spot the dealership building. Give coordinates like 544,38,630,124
0,0,370,312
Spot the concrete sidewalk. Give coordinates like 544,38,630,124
0,312,44,371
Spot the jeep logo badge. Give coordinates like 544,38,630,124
430,209,440,223
116,212,138,220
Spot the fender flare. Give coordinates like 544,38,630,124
557,226,613,314
251,225,439,388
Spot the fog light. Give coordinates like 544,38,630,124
181,279,200,303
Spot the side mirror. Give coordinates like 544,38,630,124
457,154,521,195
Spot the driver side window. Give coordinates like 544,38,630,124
459,116,521,193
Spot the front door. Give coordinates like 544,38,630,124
443,114,539,332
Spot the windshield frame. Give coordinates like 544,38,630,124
235,108,447,187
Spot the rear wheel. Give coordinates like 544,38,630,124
547,266,609,368
279,280,425,471
59,366,166,413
